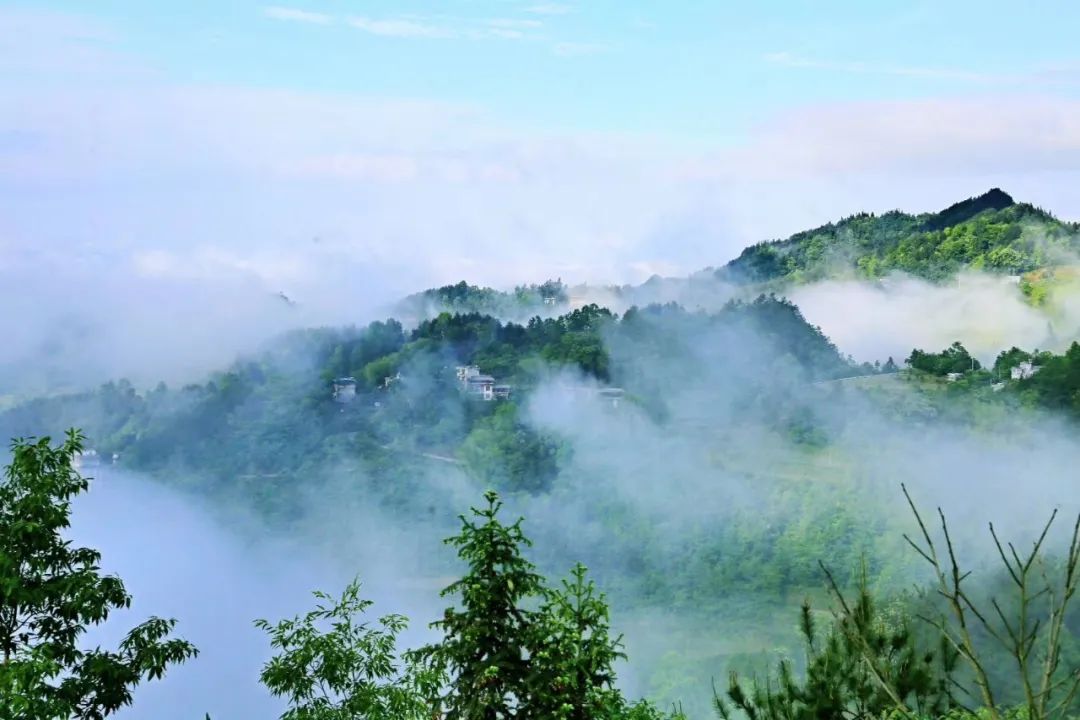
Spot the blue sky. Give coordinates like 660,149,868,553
18,0,1080,140
2,2,1080,385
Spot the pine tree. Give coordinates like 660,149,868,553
714,567,958,720
530,563,629,720
412,490,547,720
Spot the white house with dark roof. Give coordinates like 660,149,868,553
466,374,496,401
332,377,357,403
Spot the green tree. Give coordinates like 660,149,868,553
411,490,547,720
256,578,440,720
715,569,958,720
0,429,197,720
531,563,643,720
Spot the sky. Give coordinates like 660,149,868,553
2,1,1080,387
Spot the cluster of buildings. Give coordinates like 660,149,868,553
456,366,512,401
945,359,1042,389
332,367,626,409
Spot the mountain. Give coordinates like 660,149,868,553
718,189,1078,285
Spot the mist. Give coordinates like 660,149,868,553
7,6,1080,718
68,467,451,720
790,272,1070,364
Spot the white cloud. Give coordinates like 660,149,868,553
347,16,455,39
764,51,1080,88
488,28,525,39
263,6,332,25
764,51,993,83
486,18,543,29
344,15,541,41
6,8,1080,393
679,97,1080,180
526,3,574,15
552,41,607,57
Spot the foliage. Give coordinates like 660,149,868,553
411,490,548,719
715,579,958,720
716,484,1080,720
530,563,630,719
255,578,439,720
0,429,197,719
398,279,571,322
408,490,678,720
900,484,1080,720
458,403,564,493
721,190,1079,285
906,342,982,376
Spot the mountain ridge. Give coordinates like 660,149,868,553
717,188,1077,286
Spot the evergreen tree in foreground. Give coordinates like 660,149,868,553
0,430,197,719
412,490,547,719
407,489,679,720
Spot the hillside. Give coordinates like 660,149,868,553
718,189,1080,285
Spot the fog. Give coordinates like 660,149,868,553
7,7,1080,717
24,265,1080,718
69,468,449,720
791,272,1072,364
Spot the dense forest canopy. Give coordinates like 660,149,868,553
720,189,1080,285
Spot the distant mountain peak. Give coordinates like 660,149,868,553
923,188,1015,231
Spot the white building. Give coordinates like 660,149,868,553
946,372,963,382
332,377,357,403
1011,361,1040,381
597,387,625,408
466,375,496,401
456,365,480,383
73,449,100,470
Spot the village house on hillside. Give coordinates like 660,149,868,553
73,449,100,470
466,374,496,401
332,377,357,403
597,387,625,408
1011,361,1041,380
456,365,511,402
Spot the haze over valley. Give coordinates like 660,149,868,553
4,4,1080,719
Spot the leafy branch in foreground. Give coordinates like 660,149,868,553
255,578,440,720
0,429,197,720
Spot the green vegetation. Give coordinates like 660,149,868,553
901,341,1080,421
721,190,1080,285
0,296,861,505
717,484,1080,720
398,279,571,321
5,188,1080,715
906,342,981,376
7,432,1078,719
0,431,197,719
248,490,681,720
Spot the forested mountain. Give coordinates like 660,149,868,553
5,190,1080,717
719,189,1080,285
0,296,857,505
